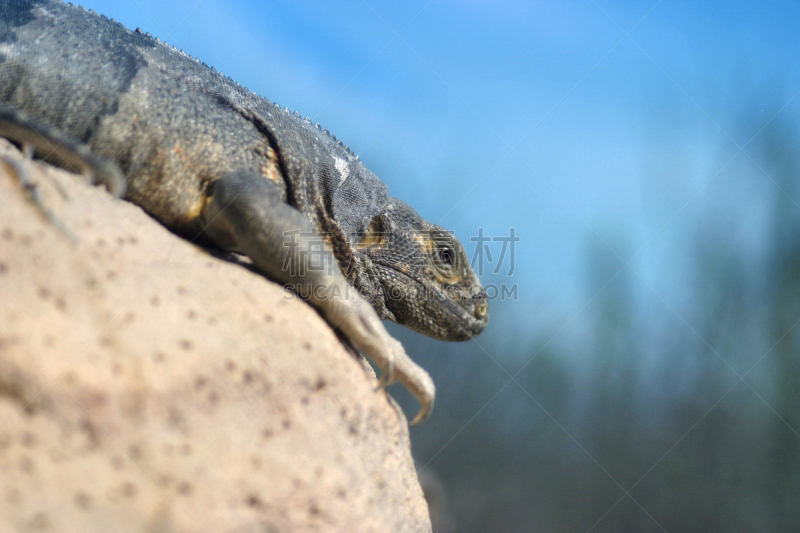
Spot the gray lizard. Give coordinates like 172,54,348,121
0,0,489,424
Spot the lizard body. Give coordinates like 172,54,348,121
0,0,489,423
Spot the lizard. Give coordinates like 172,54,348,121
0,0,489,425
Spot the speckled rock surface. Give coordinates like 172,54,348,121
0,139,431,533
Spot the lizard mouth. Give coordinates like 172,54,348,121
373,262,489,341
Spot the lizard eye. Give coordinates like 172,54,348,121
433,238,463,283
437,245,455,266
358,215,385,250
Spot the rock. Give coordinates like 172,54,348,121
0,139,431,532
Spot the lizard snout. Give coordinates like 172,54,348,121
470,285,489,321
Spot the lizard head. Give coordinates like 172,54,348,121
354,199,489,341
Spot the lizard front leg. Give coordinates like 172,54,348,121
0,102,126,197
0,102,126,241
202,171,434,424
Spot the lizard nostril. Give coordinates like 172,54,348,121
474,299,488,319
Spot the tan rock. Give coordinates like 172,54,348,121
0,139,431,532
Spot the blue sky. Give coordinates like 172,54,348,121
76,0,800,345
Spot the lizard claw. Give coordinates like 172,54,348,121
387,337,435,425
376,355,396,388
0,151,79,243
408,371,435,425
410,399,434,426
366,331,434,424
319,290,434,423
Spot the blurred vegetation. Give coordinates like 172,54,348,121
393,110,800,532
